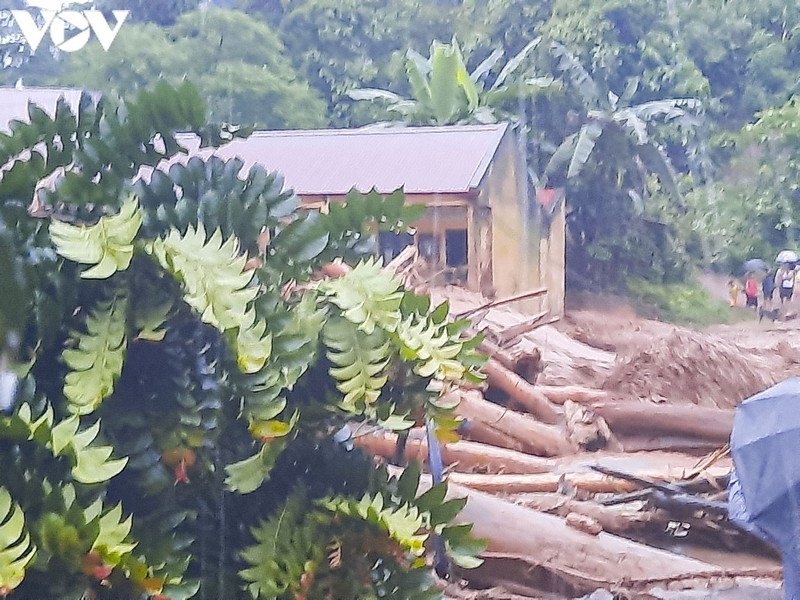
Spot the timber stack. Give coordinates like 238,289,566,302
331,253,784,598
357,271,783,598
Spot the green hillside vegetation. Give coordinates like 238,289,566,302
4,0,799,292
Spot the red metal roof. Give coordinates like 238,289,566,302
176,124,509,195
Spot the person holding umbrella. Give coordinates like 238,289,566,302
777,264,796,304
744,272,760,310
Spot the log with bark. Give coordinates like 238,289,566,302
353,430,557,474
590,402,735,443
481,359,561,424
537,385,610,405
447,471,639,494
617,435,727,453
512,493,662,536
445,483,726,594
446,464,730,496
478,338,542,385
455,390,574,457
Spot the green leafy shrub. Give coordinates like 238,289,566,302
0,82,483,599
626,277,743,325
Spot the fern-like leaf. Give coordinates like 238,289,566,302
240,492,323,599
50,195,143,279
16,407,128,484
89,503,137,564
396,314,465,381
145,224,271,373
323,317,391,411
57,417,128,484
225,440,287,494
321,259,403,334
63,293,128,415
0,488,35,593
322,493,427,556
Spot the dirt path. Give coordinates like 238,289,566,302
556,292,800,408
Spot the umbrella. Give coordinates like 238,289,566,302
776,250,799,264
729,377,800,599
743,258,769,273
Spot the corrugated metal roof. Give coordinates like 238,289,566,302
0,87,85,131
176,123,509,195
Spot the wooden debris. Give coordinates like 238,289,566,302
454,287,548,318
494,311,549,346
448,484,726,592
353,430,556,474
354,281,783,597
481,359,561,424
455,390,574,456
590,402,735,443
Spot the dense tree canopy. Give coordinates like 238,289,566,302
6,0,800,284
56,9,327,128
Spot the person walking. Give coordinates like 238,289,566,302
744,273,759,310
728,278,741,307
777,265,796,304
762,269,776,307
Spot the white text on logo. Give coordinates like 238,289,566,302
11,9,129,53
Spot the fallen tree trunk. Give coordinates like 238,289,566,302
460,419,530,453
446,483,724,593
512,493,661,536
494,311,549,345
617,434,726,453
353,431,556,474
448,471,638,494
456,390,574,457
446,465,732,495
537,385,610,405
478,338,542,384
591,402,735,443
481,359,561,424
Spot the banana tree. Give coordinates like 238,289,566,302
543,41,703,207
348,38,556,126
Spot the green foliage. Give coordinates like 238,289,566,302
21,407,128,485
55,10,328,129
50,197,143,280
322,259,404,334
146,224,272,374
0,488,35,594
350,38,555,126
396,313,465,381
324,317,391,410
62,294,128,416
239,466,485,600
0,83,482,599
239,491,323,599
626,278,741,325
324,492,427,556
224,439,288,495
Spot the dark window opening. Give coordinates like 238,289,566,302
378,231,413,262
418,234,439,261
445,229,468,267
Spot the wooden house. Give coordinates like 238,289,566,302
0,87,565,316
179,124,565,316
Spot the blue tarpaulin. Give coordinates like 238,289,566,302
729,377,800,600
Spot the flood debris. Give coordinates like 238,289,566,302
345,258,787,598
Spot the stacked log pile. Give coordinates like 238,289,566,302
357,282,783,599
